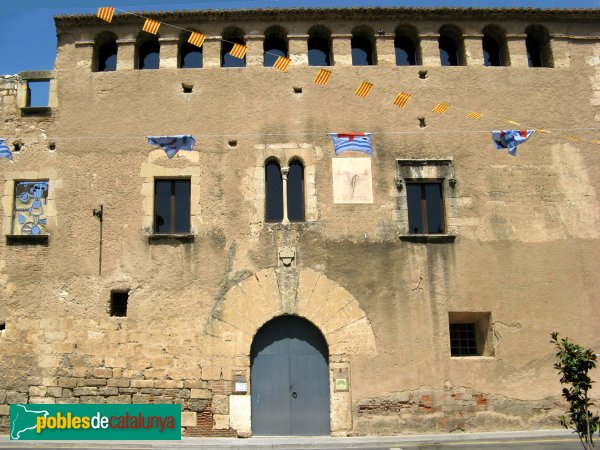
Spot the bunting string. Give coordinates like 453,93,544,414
87,5,600,149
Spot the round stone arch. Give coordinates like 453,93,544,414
201,267,377,436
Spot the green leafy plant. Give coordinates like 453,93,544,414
551,332,599,450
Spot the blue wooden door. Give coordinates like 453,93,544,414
251,316,330,435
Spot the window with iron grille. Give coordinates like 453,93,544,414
154,179,190,234
449,323,478,356
448,312,493,357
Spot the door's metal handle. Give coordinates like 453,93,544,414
291,392,297,398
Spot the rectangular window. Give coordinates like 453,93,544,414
449,312,493,357
449,323,478,356
110,291,128,317
12,181,49,236
406,182,445,234
154,179,190,234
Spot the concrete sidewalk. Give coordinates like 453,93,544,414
0,429,578,448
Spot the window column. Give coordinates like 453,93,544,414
281,166,290,224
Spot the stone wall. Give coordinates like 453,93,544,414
1,8,600,438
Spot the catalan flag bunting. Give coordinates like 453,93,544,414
355,81,373,98
274,56,291,72
466,112,482,119
393,92,412,107
330,133,373,155
147,135,196,159
0,139,13,161
143,18,161,35
314,69,332,86
229,43,248,59
188,32,206,48
432,103,450,114
97,7,115,23
492,130,534,156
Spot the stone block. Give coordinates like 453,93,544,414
190,389,211,399
104,357,126,368
155,380,183,389
46,387,63,398
93,368,113,378
73,387,98,396
131,379,154,388
56,398,80,404
80,396,105,404
213,414,229,430
181,411,197,427
107,378,130,388
187,399,209,412
212,395,229,414
118,388,137,394
0,405,9,415
99,387,119,396
29,386,46,397
30,397,55,404
85,378,107,386
132,394,151,404
106,395,132,404
6,392,27,404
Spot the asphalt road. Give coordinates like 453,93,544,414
0,432,587,449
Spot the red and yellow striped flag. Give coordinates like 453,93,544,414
466,112,482,119
314,69,332,86
97,7,115,23
274,56,291,72
229,43,247,59
393,92,411,107
188,32,206,48
143,18,161,35
355,81,373,98
432,103,450,114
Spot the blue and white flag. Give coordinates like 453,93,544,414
330,133,372,155
492,130,534,156
147,135,196,159
0,139,13,160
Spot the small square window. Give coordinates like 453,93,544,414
449,312,493,357
406,182,445,234
110,291,128,317
449,323,477,356
154,179,191,234
12,181,49,236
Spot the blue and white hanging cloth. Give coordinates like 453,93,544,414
330,132,373,155
0,139,13,160
147,135,196,159
492,130,534,156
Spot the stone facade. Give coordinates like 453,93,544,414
0,7,600,437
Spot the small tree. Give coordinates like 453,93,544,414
551,332,599,450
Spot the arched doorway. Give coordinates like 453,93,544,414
251,315,330,436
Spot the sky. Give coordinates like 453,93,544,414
0,0,598,75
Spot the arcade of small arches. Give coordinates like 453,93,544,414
92,23,554,72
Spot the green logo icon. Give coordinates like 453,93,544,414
10,404,181,440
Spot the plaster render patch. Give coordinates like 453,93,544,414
552,145,600,238
332,157,373,204
229,395,251,433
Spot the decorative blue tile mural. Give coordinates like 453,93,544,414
13,181,49,235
